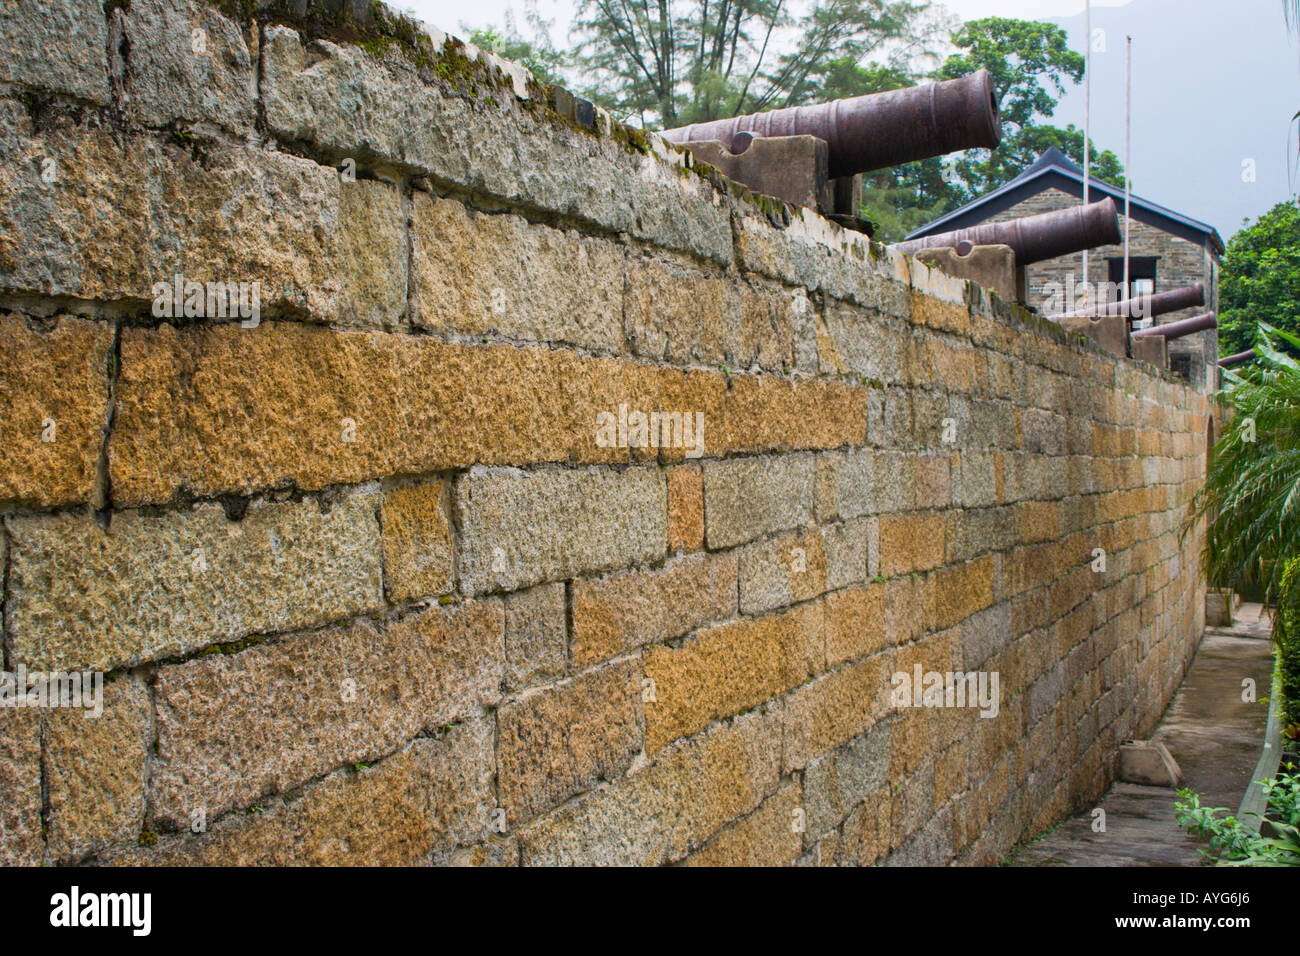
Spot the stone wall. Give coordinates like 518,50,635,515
985,187,1221,392
0,0,1209,866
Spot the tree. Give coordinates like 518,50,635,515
467,4,566,86
797,59,912,104
469,27,566,85
930,17,1124,203
569,0,941,127
1190,322,1300,603
938,17,1082,133
1218,199,1300,359
859,164,955,242
1277,557,1300,737
1001,123,1125,189
756,0,949,111
858,18,1125,240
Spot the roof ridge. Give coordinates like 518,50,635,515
903,149,1223,255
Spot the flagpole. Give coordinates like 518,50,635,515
1083,0,1092,306
1124,35,1132,318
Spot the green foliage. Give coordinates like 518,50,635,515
1173,791,1261,861
1277,556,1300,736
860,161,955,242
754,0,940,112
1264,771,1300,828
1175,770,1300,866
863,129,1125,243
1218,199,1300,359
468,29,564,86
1009,124,1125,189
935,17,1081,132
861,18,1124,239
930,17,1124,205
797,60,913,106
569,0,944,126
467,6,566,87
1190,322,1300,601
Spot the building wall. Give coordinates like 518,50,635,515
985,187,1221,392
0,0,1209,867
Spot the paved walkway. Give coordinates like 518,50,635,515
1007,604,1274,866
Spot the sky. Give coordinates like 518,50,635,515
397,0,1135,45
1044,0,1300,239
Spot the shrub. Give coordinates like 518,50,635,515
1189,322,1300,602
1175,768,1300,866
1276,556,1300,737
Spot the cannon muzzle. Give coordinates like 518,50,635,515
660,70,1001,179
1130,311,1218,340
1054,282,1205,321
1219,349,1257,368
895,198,1121,265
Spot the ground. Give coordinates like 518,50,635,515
1008,604,1274,866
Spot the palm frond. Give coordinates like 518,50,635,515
1189,330,1300,601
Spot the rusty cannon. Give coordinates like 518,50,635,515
1128,311,1218,372
1219,348,1258,368
1130,311,1218,340
658,71,1001,231
661,70,1001,178
894,198,1122,265
1053,282,1205,321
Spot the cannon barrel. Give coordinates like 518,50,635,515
894,198,1122,265
659,71,1001,179
1054,282,1205,321
1130,311,1218,340
1219,349,1257,368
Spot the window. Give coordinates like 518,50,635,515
1107,256,1159,328
1107,256,1158,300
